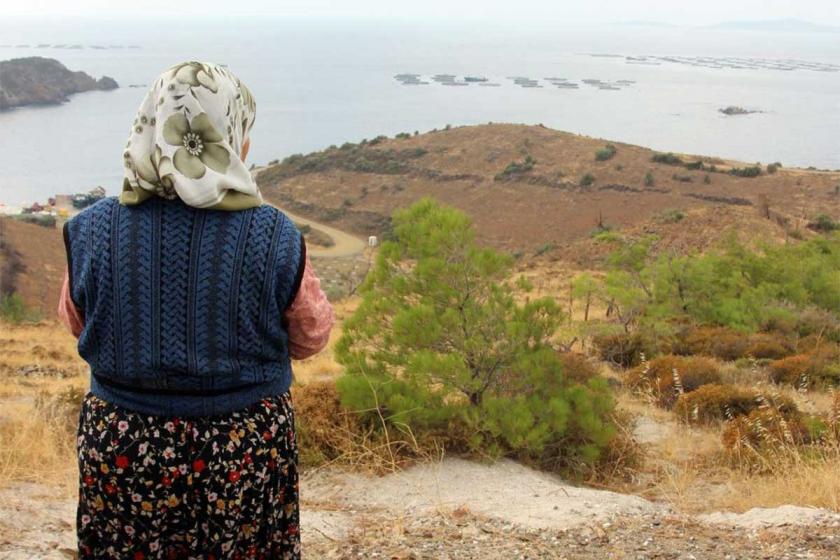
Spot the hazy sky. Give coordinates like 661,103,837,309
5,0,840,26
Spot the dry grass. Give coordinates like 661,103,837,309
617,385,840,514
0,321,88,493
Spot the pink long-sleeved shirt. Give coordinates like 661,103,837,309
58,252,334,360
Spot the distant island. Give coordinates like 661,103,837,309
719,106,762,116
0,57,118,110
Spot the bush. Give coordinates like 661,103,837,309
579,173,595,187
655,208,684,224
769,349,840,388
11,214,56,228
652,152,683,165
745,333,794,360
0,293,41,324
595,144,617,161
626,355,722,408
729,165,762,178
722,409,815,456
644,172,655,187
557,352,601,384
534,242,556,256
672,173,693,183
292,381,362,468
808,214,839,233
674,384,797,424
767,162,781,174
592,330,661,367
671,326,750,361
336,199,617,474
495,155,536,180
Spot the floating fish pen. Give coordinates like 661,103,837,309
464,76,488,82
395,73,430,86
554,82,580,89
478,83,502,87
598,85,621,90
442,82,469,86
432,74,457,81
511,77,540,86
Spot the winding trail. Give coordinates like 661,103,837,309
252,167,367,258
277,207,367,258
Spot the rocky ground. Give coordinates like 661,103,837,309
2,458,838,559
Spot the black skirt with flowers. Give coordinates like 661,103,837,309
76,392,300,559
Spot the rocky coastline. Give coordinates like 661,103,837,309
0,56,118,110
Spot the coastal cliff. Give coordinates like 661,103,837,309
0,57,118,110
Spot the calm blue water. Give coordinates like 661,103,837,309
2,17,840,205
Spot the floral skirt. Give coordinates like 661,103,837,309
76,392,300,559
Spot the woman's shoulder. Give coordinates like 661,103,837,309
68,196,120,224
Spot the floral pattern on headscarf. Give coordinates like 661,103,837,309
120,62,262,210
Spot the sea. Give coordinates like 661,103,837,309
1,17,840,205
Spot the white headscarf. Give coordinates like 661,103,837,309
120,61,262,210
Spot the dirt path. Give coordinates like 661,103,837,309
3,458,839,559
252,166,368,258
278,207,367,258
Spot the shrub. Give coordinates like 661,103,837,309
644,172,655,187
0,293,41,324
655,208,684,224
495,155,536,180
580,173,596,187
674,384,797,424
557,352,601,384
591,229,623,243
808,214,839,233
652,152,683,165
795,308,840,342
293,381,361,468
722,409,814,457
395,132,411,140
626,355,722,408
534,242,556,256
745,333,794,360
672,173,692,183
685,161,704,170
769,350,840,388
703,174,711,184
729,165,762,178
336,199,617,474
671,326,750,361
592,330,661,367
595,144,617,161
767,162,781,174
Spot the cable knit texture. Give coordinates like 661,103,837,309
65,197,302,417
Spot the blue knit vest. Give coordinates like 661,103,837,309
64,197,304,417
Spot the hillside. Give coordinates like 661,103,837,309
4,124,839,314
0,218,65,317
256,124,840,264
0,57,118,110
